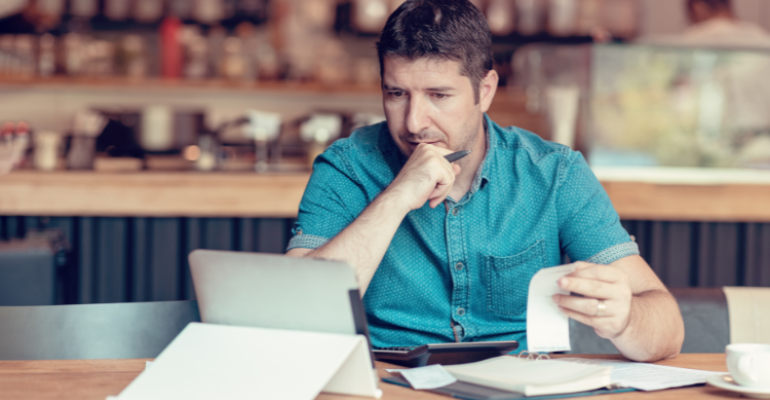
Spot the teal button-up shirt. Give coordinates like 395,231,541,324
287,115,639,350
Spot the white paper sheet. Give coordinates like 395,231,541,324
398,365,457,390
112,323,381,400
526,265,576,352
559,358,724,391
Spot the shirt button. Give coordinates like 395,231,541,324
452,208,459,216
455,262,464,271
457,307,465,316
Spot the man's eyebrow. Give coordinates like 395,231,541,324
381,85,456,92
426,86,455,92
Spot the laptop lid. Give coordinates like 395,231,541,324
188,249,371,341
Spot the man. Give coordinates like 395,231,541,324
640,0,770,49
287,0,684,362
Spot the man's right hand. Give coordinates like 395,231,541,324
287,144,461,294
385,144,462,210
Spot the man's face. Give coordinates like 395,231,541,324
687,0,722,24
381,56,486,166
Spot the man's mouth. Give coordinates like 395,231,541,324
407,141,439,149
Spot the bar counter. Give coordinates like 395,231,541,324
2,168,770,221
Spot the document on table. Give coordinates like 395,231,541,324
526,264,576,353
394,365,457,390
559,358,724,391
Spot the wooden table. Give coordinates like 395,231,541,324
0,354,736,400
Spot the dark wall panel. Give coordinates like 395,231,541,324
132,218,150,302
745,224,770,287
96,218,128,303
78,217,95,304
202,218,234,251
150,218,182,302
182,218,202,300
1,216,768,305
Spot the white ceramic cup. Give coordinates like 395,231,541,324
726,344,770,388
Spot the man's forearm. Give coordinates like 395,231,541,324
303,190,411,294
611,289,684,362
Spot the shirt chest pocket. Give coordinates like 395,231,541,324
483,240,546,317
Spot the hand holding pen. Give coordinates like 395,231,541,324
444,150,471,163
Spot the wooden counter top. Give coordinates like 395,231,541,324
1,170,770,221
0,171,310,218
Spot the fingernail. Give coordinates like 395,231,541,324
559,277,569,287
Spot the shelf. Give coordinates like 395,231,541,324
0,75,383,95
0,75,546,140
2,170,770,221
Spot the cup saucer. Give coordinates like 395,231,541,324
707,374,770,399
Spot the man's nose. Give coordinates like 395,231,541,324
406,95,431,135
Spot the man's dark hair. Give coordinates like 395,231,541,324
687,0,731,11
376,0,494,104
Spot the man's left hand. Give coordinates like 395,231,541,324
552,262,633,340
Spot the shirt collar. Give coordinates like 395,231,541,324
470,114,495,194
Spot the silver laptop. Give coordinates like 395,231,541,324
189,249,368,337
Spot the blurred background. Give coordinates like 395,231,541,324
0,0,769,306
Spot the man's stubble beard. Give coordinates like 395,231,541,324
397,112,484,170
455,112,484,170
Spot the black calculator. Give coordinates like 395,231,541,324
373,340,519,367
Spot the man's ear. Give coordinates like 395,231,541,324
479,69,499,112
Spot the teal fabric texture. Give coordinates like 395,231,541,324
287,115,639,349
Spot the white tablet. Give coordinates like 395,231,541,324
188,250,367,337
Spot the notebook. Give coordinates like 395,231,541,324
381,375,634,400
443,356,612,397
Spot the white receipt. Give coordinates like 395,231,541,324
560,358,724,391
526,264,576,353
397,365,457,390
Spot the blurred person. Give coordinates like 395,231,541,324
0,0,27,18
0,0,61,34
639,0,770,49
287,0,684,362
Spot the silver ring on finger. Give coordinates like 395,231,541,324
595,299,606,317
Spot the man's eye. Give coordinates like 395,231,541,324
432,93,448,99
389,91,404,97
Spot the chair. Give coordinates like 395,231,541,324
0,239,57,306
0,300,200,360
569,288,730,354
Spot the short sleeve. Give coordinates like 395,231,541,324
556,151,639,264
286,143,368,251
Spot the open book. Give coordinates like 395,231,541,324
443,356,612,397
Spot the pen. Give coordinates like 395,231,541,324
444,150,471,163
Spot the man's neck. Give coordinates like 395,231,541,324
447,121,488,202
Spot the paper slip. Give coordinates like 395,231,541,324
559,358,724,391
396,365,457,390
526,264,576,352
